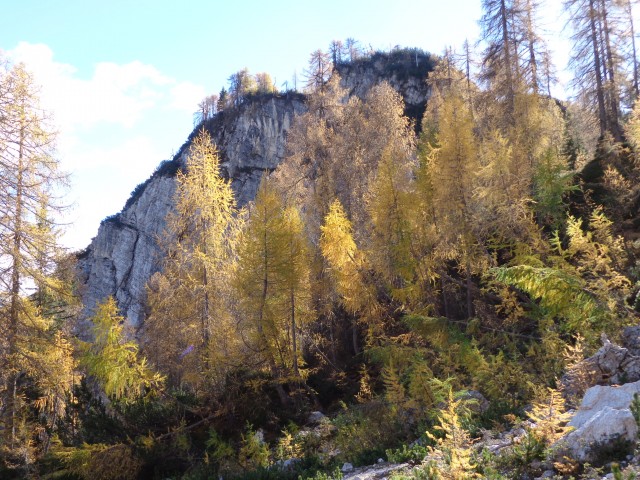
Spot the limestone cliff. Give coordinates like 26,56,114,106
337,48,434,124
77,94,306,329
76,50,433,329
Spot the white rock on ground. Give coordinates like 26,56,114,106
558,380,640,461
307,411,327,425
570,381,640,428
342,462,410,480
342,462,354,473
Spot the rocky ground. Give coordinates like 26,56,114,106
341,461,411,480
311,328,640,479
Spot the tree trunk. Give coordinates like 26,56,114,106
201,170,210,347
352,321,359,356
600,0,622,140
441,276,450,319
627,0,640,98
589,0,609,136
501,0,516,114
525,0,539,93
7,121,25,448
466,257,474,319
202,256,210,343
257,215,289,406
291,287,299,378
329,317,337,365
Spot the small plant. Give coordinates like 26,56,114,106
527,388,573,446
205,428,235,472
299,466,344,480
630,392,640,438
386,443,429,463
332,400,403,466
239,424,270,471
505,431,546,473
426,388,479,479
611,462,638,480
553,455,580,476
389,460,440,479
276,426,303,461
562,334,597,404
471,447,506,479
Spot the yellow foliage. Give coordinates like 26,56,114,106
427,389,479,479
625,98,640,166
552,208,631,336
53,442,143,480
320,199,381,341
382,363,406,412
234,177,314,380
239,425,270,471
527,387,573,445
368,148,418,301
82,298,163,402
144,128,239,391
276,429,303,461
561,334,598,402
355,364,374,404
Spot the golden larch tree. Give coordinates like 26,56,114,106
233,177,314,402
320,199,379,350
144,128,239,392
0,59,75,465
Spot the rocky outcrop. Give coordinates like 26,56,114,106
76,172,177,333
558,381,640,462
205,93,307,205
337,49,433,124
77,94,306,329
562,334,640,401
623,326,640,357
554,332,640,463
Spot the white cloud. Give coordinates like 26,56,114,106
170,81,206,113
62,135,170,250
65,135,163,175
7,42,204,132
3,42,203,250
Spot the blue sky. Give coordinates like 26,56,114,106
1,0,571,250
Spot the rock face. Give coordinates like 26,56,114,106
623,326,640,357
562,335,640,401
77,94,306,329
76,51,434,330
337,49,433,124
207,94,307,205
76,172,177,333
559,381,640,462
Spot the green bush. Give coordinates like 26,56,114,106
495,431,545,478
298,466,344,480
386,443,429,463
389,461,440,480
333,400,403,466
239,424,270,471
